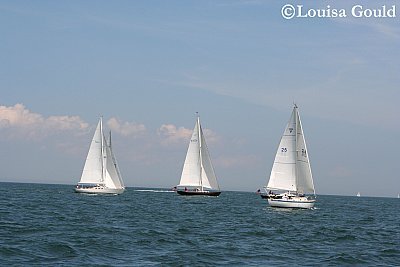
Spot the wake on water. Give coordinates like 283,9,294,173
134,189,175,193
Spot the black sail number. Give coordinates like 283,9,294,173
281,147,287,152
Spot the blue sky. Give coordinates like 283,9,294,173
1,0,399,197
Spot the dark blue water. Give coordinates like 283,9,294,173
0,183,399,266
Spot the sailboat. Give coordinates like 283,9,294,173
176,114,221,196
357,192,361,197
75,117,125,194
264,104,316,208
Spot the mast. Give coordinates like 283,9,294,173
197,112,203,192
100,117,105,184
109,130,112,148
294,104,299,195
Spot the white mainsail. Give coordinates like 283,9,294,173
77,118,124,191
178,116,220,191
79,118,105,185
267,105,315,195
179,119,201,187
267,109,297,191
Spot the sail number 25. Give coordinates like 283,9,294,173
281,148,307,156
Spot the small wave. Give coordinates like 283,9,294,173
324,253,368,265
380,248,400,255
335,234,357,241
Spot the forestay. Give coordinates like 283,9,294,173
199,122,219,190
295,110,315,194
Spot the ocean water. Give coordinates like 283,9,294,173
0,183,399,266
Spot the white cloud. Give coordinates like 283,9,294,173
46,115,89,131
0,103,89,139
0,103,43,127
202,128,219,144
158,124,192,145
107,117,146,137
157,124,220,146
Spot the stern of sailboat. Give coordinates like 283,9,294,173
176,188,221,196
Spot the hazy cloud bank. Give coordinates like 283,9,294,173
0,103,219,146
0,103,89,139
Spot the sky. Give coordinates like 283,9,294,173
0,0,399,197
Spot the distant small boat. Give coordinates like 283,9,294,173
357,192,361,197
176,114,221,196
75,117,125,194
263,104,316,209
398,194,399,199
258,187,270,199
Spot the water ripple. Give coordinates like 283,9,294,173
0,183,399,266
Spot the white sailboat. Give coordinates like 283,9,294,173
176,114,221,196
75,117,125,194
357,192,361,197
264,104,316,208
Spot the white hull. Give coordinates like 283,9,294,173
74,187,125,194
268,198,315,209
